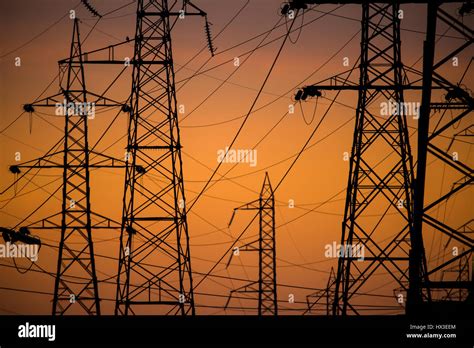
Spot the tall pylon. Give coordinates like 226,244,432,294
52,17,99,316
8,18,125,315
288,1,421,315
333,2,419,316
115,0,205,315
226,173,277,315
411,1,473,313
287,0,470,315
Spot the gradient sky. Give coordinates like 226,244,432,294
0,0,472,315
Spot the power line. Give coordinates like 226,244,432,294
191,43,360,292
185,14,298,215
0,73,59,134
179,16,285,122
181,28,360,129
0,1,82,59
175,6,346,89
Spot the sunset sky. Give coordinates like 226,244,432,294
0,0,472,315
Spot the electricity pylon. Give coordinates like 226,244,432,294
412,1,473,313
226,173,277,315
115,0,210,315
289,1,419,315
332,2,419,316
286,0,471,315
7,18,126,315
305,267,336,315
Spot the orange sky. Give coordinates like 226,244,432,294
0,0,472,315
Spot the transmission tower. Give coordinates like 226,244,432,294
305,267,336,315
332,1,419,317
115,0,210,315
285,0,471,315
226,172,277,315
412,1,473,313
288,1,420,315
6,18,126,315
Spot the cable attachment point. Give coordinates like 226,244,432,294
295,86,322,101
281,1,307,16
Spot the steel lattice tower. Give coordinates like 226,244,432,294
298,3,418,315
9,18,124,315
226,173,277,315
412,1,473,313
52,17,98,315
333,3,418,316
288,1,422,315
305,267,336,315
287,0,470,315
115,0,195,315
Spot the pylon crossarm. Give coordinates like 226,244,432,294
59,40,132,65
21,211,121,230
224,281,259,310
10,152,131,171
24,91,127,110
23,92,65,109
228,199,260,227
9,151,64,169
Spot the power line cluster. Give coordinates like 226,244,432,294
0,0,471,317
